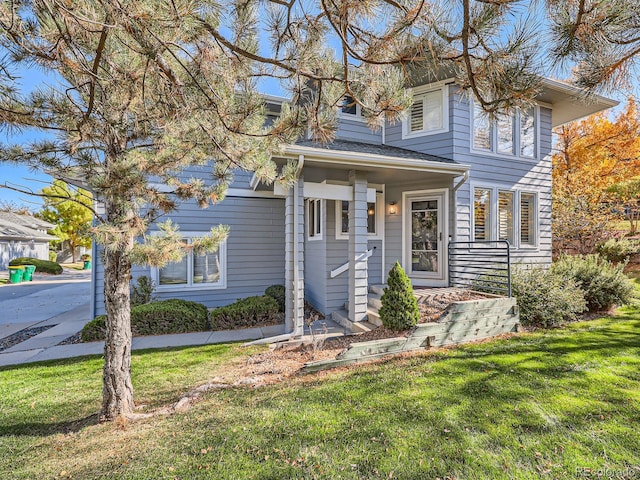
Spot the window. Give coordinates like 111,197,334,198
520,193,536,246
307,198,323,240
472,102,537,158
403,86,448,138
156,236,226,290
472,187,538,248
336,193,384,240
473,188,491,241
340,95,360,116
473,103,492,151
498,191,514,244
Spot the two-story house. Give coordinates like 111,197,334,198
90,78,617,336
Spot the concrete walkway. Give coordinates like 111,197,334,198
0,268,345,368
0,324,288,367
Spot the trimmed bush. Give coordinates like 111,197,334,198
80,299,209,342
265,284,285,312
48,251,57,262
9,257,62,275
379,262,420,331
595,238,640,263
512,267,587,328
209,295,279,331
551,254,635,311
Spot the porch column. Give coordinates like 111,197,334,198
285,176,305,335
348,170,368,322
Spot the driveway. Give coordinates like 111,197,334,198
0,269,91,352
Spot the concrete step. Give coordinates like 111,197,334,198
368,293,382,310
369,284,386,296
367,307,383,327
331,309,378,334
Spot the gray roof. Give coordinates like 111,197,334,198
0,213,57,241
294,139,457,164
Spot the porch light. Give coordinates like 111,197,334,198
368,206,375,216
388,202,397,215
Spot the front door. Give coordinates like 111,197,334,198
403,190,448,284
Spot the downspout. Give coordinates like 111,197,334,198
246,154,305,346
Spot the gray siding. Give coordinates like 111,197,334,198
304,199,327,313
94,195,285,316
0,241,49,270
336,116,382,145
384,88,456,159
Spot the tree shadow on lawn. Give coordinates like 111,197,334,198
0,413,99,437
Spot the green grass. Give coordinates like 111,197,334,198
0,278,7,285
1,314,640,479
61,262,86,271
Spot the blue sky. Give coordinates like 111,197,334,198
0,11,638,211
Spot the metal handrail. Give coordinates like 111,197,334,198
448,240,511,297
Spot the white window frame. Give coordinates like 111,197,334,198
338,95,365,122
335,192,385,240
470,101,539,160
306,198,323,241
519,191,539,249
153,233,227,291
471,184,539,249
402,83,449,139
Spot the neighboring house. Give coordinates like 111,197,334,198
91,80,617,335
0,212,57,269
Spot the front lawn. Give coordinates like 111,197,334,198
1,313,639,479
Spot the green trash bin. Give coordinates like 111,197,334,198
83,260,91,270
23,264,36,281
8,266,25,284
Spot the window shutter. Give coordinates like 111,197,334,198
498,191,514,244
520,193,535,245
410,99,424,132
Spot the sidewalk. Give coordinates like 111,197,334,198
0,324,288,367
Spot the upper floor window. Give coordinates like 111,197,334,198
402,85,448,139
472,102,537,158
338,95,364,121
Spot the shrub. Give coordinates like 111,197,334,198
265,284,285,312
512,267,587,328
551,254,635,311
48,251,57,262
131,275,156,307
81,253,92,261
209,295,279,331
80,299,209,342
379,262,420,331
9,257,63,274
595,238,640,263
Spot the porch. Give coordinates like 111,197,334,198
267,140,472,336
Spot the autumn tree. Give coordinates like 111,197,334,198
0,1,544,421
38,180,93,262
552,98,640,253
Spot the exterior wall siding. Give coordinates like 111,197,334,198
335,116,381,145
0,241,49,270
93,194,285,316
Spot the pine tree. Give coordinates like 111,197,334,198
0,1,546,421
379,262,420,331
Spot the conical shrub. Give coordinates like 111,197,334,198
379,262,420,330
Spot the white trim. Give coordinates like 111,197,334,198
402,84,449,139
282,145,470,175
153,236,227,292
401,189,449,285
469,101,540,161
470,182,540,250
335,192,385,241
306,198,323,241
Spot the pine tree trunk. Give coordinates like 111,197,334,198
99,213,135,421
